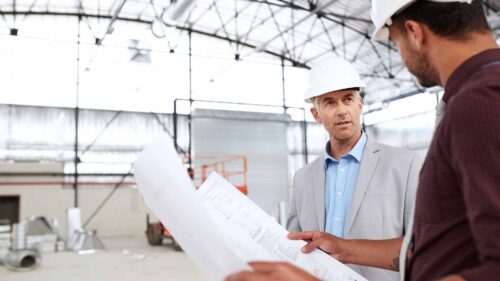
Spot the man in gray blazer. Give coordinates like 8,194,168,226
286,56,422,281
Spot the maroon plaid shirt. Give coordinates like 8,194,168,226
408,48,500,280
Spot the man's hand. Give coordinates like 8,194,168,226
287,231,352,263
289,231,404,271
225,262,319,281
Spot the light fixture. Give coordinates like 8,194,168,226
128,40,152,64
164,0,198,22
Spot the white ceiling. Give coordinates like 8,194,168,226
1,0,499,105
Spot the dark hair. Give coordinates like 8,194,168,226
392,0,491,40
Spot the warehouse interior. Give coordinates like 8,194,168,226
0,0,499,280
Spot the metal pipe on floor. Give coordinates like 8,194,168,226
0,249,41,271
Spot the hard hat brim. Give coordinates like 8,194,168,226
371,25,389,42
304,86,365,104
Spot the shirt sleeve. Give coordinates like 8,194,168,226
447,87,500,279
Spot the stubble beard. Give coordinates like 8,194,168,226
405,45,440,88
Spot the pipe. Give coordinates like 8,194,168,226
188,30,193,168
165,0,199,22
74,14,82,208
0,249,41,272
0,173,134,177
281,57,287,113
0,181,136,186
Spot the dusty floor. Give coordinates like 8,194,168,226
0,236,207,281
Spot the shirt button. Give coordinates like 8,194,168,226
340,168,345,172
334,217,339,221
337,192,342,196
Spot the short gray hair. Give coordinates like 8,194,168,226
311,90,361,109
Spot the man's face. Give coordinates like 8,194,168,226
311,89,363,143
388,24,440,87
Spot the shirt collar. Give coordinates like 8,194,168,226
444,49,500,103
324,132,366,163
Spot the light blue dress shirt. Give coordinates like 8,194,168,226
324,132,366,238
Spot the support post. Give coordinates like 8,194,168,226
281,57,287,113
74,15,82,208
188,30,193,168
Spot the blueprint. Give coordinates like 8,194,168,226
134,135,367,281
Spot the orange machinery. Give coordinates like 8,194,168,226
198,155,248,195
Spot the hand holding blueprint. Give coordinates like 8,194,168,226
134,135,367,281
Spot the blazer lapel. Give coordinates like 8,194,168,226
346,137,380,234
312,155,326,231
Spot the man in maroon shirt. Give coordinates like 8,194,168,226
378,1,500,280
225,1,499,281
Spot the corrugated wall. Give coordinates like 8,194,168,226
192,109,290,215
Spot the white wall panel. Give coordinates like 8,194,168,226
192,109,289,215
0,163,148,238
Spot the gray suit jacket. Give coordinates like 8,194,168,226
287,136,422,281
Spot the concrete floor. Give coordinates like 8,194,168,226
0,236,207,281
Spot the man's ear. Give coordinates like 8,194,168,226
404,20,426,50
310,107,322,124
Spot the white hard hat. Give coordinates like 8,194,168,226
304,56,366,103
371,0,473,42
